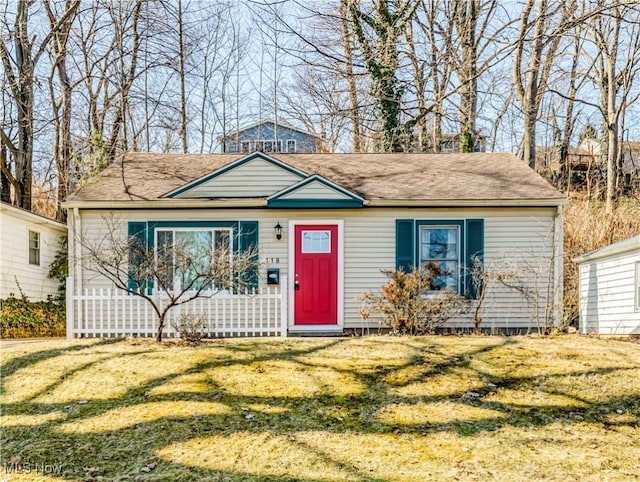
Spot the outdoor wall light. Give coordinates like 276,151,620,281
274,222,283,240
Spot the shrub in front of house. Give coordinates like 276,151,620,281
171,313,208,343
359,263,466,334
0,295,65,338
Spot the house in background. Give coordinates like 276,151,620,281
535,138,640,191
575,235,640,335
0,202,66,300
220,120,326,154
420,133,487,153
64,151,565,338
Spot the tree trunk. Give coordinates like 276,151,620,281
453,0,478,145
177,0,188,153
46,0,78,222
340,0,362,153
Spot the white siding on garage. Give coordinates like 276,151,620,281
74,207,559,331
175,158,303,198
578,249,640,335
0,205,66,300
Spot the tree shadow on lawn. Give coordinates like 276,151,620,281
0,338,126,396
1,337,639,481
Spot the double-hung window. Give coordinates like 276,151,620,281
28,230,40,266
636,261,640,312
155,228,231,292
419,225,460,293
396,219,483,298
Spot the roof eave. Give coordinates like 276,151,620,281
574,238,640,264
63,197,566,210
0,202,67,229
62,199,268,209
367,198,567,208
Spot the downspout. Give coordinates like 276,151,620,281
73,208,84,336
73,207,82,293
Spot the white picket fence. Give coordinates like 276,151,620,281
66,276,288,339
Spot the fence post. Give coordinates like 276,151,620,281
280,275,288,338
66,276,74,340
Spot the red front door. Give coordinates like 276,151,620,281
294,224,338,325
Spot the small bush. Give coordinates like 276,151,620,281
171,313,208,343
0,295,65,338
359,263,467,334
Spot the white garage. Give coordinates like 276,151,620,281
575,235,640,334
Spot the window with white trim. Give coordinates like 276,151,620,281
419,225,460,293
241,141,251,153
155,228,231,291
636,261,640,312
28,230,40,266
302,230,331,253
286,139,296,153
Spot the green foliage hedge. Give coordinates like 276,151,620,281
0,296,65,338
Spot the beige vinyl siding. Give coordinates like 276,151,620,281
75,207,559,330
579,251,640,335
175,158,303,198
0,208,66,300
278,182,352,200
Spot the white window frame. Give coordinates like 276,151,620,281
636,261,640,312
241,141,252,153
28,229,40,266
153,227,233,293
418,225,461,294
301,230,331,253
286,139,297,153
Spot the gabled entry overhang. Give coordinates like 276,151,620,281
267,174,364,208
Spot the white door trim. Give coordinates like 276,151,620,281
288,219,344,332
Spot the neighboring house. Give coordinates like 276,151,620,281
0,202,66,300
220,120,326,154
420,133,487,153
574,235,640,335
64,151,565,336
577,138,640,177
536,139,640,179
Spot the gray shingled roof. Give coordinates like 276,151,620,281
68,152,564,204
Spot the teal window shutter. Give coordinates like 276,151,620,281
238,221,259,292
127,221,148,293
396,219,415,272
465,219,484,298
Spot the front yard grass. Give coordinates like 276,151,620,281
1,335,639,481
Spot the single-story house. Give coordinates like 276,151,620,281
574,235,640,335
0,202,67,300
64,152,565,337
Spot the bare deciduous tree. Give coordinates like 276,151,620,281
79,217,260,342
0,0,78,210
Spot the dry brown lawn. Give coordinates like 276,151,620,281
0,335,639,481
